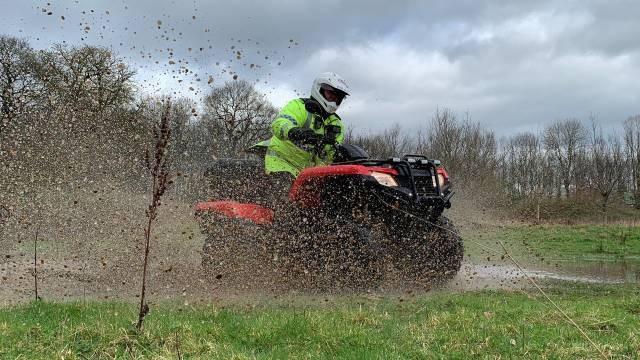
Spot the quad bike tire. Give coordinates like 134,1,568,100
389,215,463,286
268,206,385,291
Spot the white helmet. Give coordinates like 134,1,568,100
310,72,350,114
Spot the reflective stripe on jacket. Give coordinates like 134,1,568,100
265,98,344,176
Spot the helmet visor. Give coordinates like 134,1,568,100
320,84,348,105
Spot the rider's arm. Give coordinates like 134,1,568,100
332,117,345,144
271,99,305,141
335,124,345,144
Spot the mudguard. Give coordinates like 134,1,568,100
289,164,398,207
194,201,274,225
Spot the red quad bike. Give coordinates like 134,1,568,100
195,132,463,290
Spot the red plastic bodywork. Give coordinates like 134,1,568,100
289,164,398,207
436,167,449,181
194,200,274,224
195,164,402,221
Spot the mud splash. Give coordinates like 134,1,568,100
3,255,637,305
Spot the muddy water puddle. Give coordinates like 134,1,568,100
548,259,640,283
446,260,639,291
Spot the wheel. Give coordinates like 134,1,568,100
389,215,463,286
269,207,385,291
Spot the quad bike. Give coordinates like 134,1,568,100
195,129,463,290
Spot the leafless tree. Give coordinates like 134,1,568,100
4,44,139,184
34,44,135,116
588,122,626,221
624,115,640,208
201,80,276,157
0,35,39,134
418,109,497,188
419,108,464,170
501,132,545,199
573,145,591,197
459,120,498,187
350,123,413,159
543,119,587,198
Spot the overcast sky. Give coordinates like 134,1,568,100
1,0,639,136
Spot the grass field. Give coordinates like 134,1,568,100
1,284,638,359
464,223,640,263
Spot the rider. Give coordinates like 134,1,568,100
263,72,350,180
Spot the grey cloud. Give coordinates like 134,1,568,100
1,0,639,135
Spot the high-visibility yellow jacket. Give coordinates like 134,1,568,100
264,98,345,176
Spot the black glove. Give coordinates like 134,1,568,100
288,127,323,145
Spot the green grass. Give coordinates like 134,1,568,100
465,224,640,262
1,286,639,359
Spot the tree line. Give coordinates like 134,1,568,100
352,111,640,220
0,35,274,194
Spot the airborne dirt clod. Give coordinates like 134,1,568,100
0,184,460,304
1,188,635,306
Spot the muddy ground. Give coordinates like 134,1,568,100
0,189,633,306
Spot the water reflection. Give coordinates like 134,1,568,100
551,259,639,284
446,259,639,292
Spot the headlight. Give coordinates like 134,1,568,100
432,174,448,189
370,171,398,187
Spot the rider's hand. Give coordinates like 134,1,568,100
288,128,323,145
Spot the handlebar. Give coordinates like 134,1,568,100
310,135,338,159
308,124,341,160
